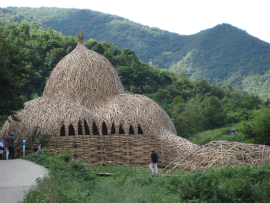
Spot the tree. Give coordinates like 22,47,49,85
25,126,40,153
91,43,105,54
201,96,226,130
38,133,52,149
175,109,203,138
0,29,28,121
240,108,270,145
25,126,52,152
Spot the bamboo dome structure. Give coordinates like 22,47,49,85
1,31,269,170
0,31,197,164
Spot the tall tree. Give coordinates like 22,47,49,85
0,29,28,120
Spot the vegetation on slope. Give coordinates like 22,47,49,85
169,24,270,98
189,106,270,146
1,7,270,98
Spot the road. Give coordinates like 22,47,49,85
0,159,49,203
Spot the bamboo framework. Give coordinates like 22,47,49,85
163,141,270,173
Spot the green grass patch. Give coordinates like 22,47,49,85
21,150,270,203
188,123,247,145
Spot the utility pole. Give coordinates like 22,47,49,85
268,75,270,105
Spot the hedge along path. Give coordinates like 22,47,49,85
1,31,270,171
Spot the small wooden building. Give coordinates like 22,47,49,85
229,128,238,135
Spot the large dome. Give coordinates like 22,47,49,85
43,42,124,109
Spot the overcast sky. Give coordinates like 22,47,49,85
1,0,270,43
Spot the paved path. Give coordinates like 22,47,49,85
0,159,49,203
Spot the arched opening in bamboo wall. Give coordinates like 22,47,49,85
119,124,125,134
84,120,90,135
78,121,83,135
60,125,65,136
93,121,99,135
69,124,75,136
129,125,135,134
102,122,107,135
111,123,116,134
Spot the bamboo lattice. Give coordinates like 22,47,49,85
162,140,270,173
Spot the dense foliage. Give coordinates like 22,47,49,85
189,105,270,146
0,21,267,142
0,21,78,101
239,108,270,145
1,7,270,98
0,26,28,121
22,150,270,203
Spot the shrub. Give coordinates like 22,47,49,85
239,108,270,145
57,150,71,163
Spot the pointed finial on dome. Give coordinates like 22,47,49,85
77,27,84,43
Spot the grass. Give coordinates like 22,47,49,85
20,150,270,203
188,123,247,145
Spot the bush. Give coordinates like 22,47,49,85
57,150,71,163
239,108,270,145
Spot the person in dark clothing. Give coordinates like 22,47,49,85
8,132,16,159
149,150,159,175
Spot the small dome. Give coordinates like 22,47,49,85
100,93,177,135
0,96,93,138
43,42,124,109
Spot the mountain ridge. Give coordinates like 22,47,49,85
1,7,270,98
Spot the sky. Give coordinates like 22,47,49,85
1,0,270,43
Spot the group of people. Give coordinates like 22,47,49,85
0,132,16,160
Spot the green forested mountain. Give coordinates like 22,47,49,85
1,7,270,98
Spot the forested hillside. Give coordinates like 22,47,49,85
1,7,270,99
1,21,269,145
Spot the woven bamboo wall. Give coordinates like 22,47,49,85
11,134,178,164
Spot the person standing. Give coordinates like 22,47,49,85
8,132,16,159
38,143,42,151
4,136,9,160
149,150,159,175
0,139,4,160
0,136,4,145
